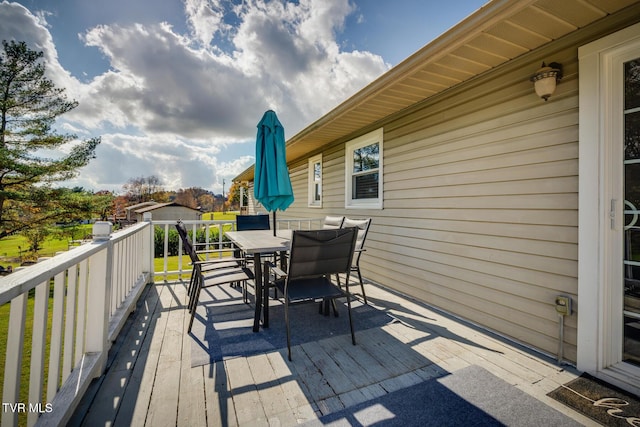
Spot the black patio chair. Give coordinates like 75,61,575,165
263,227,358,360
235,213,278,300
236,214,271,231
175,221,242,305
341,218,372,304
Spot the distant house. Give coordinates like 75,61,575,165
234,1,640,395
134,202,201,222
124,201,157,222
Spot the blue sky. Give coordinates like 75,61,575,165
0,0,486,194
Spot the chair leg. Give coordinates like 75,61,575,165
285,296,292,361
188,279,201,333
356,267,367,305
188,279,197,314
345,293,356,346
187,271,197,308
243,280,248,303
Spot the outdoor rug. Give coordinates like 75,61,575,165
189,284,395,367
548,373,640,426
305,365,582,426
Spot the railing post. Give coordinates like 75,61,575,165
85,222,113,375
142,212,155,283
142,212,156,283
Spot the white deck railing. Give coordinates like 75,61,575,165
152,217,324,281
0,217,323,426
0,221,152,427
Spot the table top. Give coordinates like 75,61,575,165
226,229,291,254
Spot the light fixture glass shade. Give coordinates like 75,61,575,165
530,63,562,101
534,74,557,100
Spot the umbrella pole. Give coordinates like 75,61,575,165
273,211,276,236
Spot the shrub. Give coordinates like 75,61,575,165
153,225,230,257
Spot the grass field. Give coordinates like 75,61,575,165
0,224,94,271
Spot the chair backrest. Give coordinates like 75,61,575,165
342,218,372,251
287,228,357,279
322,215,345,229
175,221,198,263
236,214,271,231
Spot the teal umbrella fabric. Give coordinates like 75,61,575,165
254,110,294,216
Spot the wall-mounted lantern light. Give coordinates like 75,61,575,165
530,62,563,101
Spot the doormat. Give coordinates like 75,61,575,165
547,373,640,426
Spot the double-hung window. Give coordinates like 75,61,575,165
345,128,383,209
308,154,322,207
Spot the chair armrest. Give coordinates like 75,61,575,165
193,242,235,250
193,258,238,266
264,260,287,278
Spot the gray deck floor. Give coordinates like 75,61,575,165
69,280,599,426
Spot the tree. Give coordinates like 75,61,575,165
174,187,200,209
122,175,165,203
20,187,101,258
92,190,116,220
175,187,213,210
226,181,248,211
0,40,100,238
198,193,215,212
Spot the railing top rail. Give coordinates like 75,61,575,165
151,219,235,225
0,221,150,306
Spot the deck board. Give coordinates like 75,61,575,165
70,280,600,426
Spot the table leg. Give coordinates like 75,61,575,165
263,253,270,328
252,252,262,332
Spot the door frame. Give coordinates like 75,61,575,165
578,21,640,396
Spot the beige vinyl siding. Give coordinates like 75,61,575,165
380,54,578,360
272,20,640,361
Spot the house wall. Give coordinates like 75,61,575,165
270,11,640,362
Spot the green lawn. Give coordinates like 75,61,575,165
201,211,238,221
0,224,93,270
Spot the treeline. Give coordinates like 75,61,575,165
116,175,248,214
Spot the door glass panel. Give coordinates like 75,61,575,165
623,58,640,366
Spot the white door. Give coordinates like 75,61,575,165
578,22,640,395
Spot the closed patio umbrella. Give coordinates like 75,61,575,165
254,110,294,235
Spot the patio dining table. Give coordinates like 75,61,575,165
226,229,291,332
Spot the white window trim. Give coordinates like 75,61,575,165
345,128,383,209
578,21,640,392
308,154,322,208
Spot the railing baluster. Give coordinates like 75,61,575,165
28,280,50,427
163,223,170,280
2,293,27,427
62,264,78,382
47,271,66,401
177,227,184,278
75,259,88,367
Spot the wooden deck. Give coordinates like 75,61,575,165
68,280,598,426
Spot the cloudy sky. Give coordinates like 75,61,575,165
0,0,486,194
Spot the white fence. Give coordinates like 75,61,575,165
0,217,323,426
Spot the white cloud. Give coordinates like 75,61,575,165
0,0,390,192
183,0,229,46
